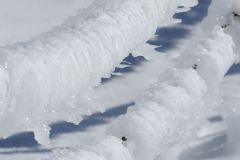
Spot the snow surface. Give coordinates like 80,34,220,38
0,0,95,46
108,27,235,160
0,0,240,160
0,0,199,144
232,0,240,15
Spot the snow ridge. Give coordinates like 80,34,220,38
52,27,235,160
0,0,197,144
107,27,235,160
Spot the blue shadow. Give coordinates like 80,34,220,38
0,132,39,149
102,0,212,84
0,102,134,152
174,0,211,25
226,63,240,75
148,0,211,53
101,54,146,83
50,102,134,139
0,0,212,155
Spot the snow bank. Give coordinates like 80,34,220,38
107,27,235,160
0,0,199,144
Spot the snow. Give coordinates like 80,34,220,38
0,0,199,145
0,0,95,46
0,0,240,160
176,26,235,91
232,0,240,15
107,27,235,160
52,136,132,160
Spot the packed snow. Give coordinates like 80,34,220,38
0,0,240,160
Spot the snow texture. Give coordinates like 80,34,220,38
0,0,198,144
0,0,239,160
107,27,235,160
52,136,132,160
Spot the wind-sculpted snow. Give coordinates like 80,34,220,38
107,27,235,160
0,0,200,144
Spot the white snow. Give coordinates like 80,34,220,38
0,0,197,144
0,0,95,46
0,0,240,160
107,27,235,160
52,136,132,160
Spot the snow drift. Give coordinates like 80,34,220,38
0,0,198,144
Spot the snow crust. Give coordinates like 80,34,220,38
0,0,199,144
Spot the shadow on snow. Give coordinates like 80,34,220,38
0,0,217,157
0,102,134,153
